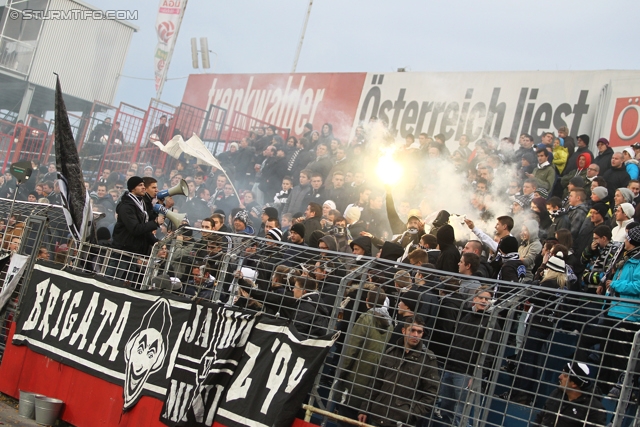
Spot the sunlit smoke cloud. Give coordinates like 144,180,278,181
357,120,519,241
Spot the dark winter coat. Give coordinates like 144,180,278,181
361,339,439,426
435,225,460,273
533,387,606,427
593,146,614,175
112,193,158,255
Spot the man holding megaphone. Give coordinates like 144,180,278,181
107,176,168,280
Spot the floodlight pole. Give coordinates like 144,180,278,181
291,0,313,73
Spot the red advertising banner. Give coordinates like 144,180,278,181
608,95,640,147
181,73,367,140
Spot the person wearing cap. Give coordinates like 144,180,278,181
593,137,614,175
581,225,623,294
338,287,392,425
603,153,631,203
611,202,634,242
533,362,606,427
507,252,569,406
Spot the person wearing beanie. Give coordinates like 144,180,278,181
575,226,640,396
289,222,306,244
108,176,162,277
233,210,254,235
590,186,608,204
594,137,614,175
534,362,606,427
267,227,283,242
611,202,635,242
507,251,569,405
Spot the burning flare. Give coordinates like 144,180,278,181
376,147,403,185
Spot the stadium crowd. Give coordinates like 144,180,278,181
3,119,640,427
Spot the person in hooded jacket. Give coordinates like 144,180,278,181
519,219,543,281
530,197,552,237
429,210,451,237
350,235,372,257
562,134,594,176
435,224,460,273
560,153,592,197
338,287,392,425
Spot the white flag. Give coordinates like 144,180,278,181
154,0,187,95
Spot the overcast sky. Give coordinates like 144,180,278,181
92,0,640,109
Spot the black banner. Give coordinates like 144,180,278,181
12,263,191,411
215,318,334,427
161,301,256,427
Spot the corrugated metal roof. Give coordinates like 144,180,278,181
28,0,136,104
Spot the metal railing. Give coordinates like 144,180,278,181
1,208,639,427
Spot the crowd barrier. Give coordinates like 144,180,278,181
1,198,639,427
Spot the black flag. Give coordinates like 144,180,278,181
54,74,92,242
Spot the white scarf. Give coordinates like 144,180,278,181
537,161,550,169
128,192,149,222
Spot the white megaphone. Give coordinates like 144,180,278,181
164,210,188,229
157,179,189,200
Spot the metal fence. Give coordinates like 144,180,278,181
1,203,639,427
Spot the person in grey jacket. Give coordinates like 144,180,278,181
519,219,542,282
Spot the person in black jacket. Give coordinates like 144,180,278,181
239,273,329,338
107,176,162,279
435,224,460,273
532,362,606,427
439,285,500,426
592,138,614,175
506,253,569,406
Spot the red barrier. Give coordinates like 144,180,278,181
97,102,146,176
223,110,290,151
0,322,313,427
